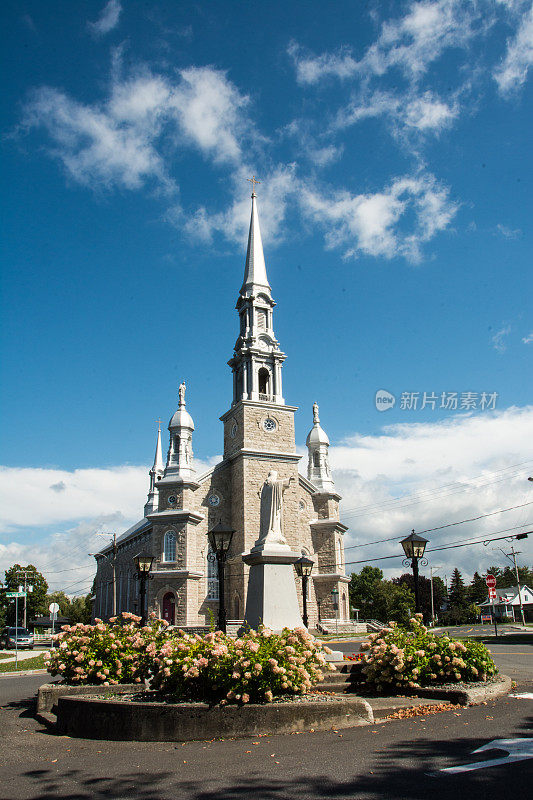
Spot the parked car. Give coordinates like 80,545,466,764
0,627,34,649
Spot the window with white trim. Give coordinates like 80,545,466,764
163,530,176,562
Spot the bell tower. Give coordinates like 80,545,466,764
228,184,286,406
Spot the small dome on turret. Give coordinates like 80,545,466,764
169,382,194,430
306,401,329,446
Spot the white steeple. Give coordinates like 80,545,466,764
144,421,165,516
229,183,286,406
163,382,196,482
240,190,270,296
306,402,335,491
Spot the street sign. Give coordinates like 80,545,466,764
485,574,496,589
6,591,26,598
49,602,60,614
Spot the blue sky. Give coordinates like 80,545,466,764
1,1,532,592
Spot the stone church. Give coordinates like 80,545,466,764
94,190,349,629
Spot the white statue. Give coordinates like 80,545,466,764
258,470,294,547
178,381,186,405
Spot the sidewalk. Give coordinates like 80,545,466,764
0,648,48,664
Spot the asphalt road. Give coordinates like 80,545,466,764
0,634,531,800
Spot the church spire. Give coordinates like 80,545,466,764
228,183,287,406
144,420,165,516
240,188,270,296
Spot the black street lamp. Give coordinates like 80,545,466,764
400,530,428,614
134,549,154,626
331,587,339,635
295,555,314,628
208,521,235,633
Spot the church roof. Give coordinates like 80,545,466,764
240,192,270,295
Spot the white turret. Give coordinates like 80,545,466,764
306,402,334,490
163,382,196,481
144,421,165,516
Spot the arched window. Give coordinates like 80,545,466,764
207,545,219,599
233,594,240,619
313,452,320,467
258,367,270,396
163,530,176,562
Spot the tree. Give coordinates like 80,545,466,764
372,581,415,625
349,566,383,619
68,594,92,624
469,572,487,604
392,573,446,621
3,564,48,626
44,591,72,617
448,568,468,610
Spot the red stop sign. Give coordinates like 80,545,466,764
485,574,497,588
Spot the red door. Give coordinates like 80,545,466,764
162,592,175,624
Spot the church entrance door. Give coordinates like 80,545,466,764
162,592,175,624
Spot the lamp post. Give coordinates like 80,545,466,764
295,555,314,628
208,521,235,633
400,530,428,615
134,549,154,626
331,587,339,635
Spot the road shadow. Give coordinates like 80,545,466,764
16,725,533,800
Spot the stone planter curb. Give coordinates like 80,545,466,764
37,682,141,713
399,674,512,706
56,694,374,741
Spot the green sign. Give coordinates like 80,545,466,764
6,591,26,598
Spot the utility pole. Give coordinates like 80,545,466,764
430,567,440,627
14,570,33,629
510,545,526,627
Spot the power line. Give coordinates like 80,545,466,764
340,460,533,519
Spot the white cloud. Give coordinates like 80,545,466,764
495,222,522,238
327,405,533,580
335,88,458,139
289,1,483,85
88,0,122,37
494,4,533,93
22,66,250,192
299,172,457,261
288,41,359,85
522,331,533,344
492,324,512,352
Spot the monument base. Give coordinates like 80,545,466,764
242,548,303,632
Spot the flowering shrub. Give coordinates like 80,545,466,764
151,626,335,704
360,615,497,692
44,612,170,685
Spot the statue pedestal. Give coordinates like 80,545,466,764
242,547,303,632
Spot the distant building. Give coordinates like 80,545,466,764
479,585,533,621
93,191,349,629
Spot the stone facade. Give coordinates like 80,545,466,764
93,193,349,629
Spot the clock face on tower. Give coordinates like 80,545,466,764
208,494,221,507
263,417,277,432
167,495,177,506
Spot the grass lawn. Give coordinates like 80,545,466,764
0,654,46,673
0,653,12,661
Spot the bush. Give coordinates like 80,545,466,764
44,612,169,685
360,614,498,692
151,626,334,704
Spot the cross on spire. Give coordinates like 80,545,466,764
155,418,162,431
247,175,261,195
